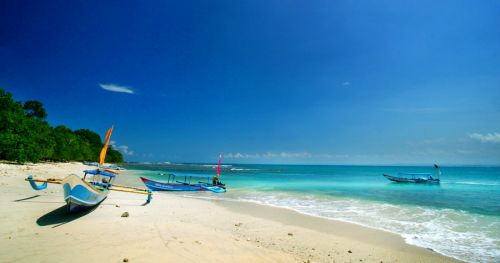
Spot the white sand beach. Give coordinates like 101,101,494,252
0,162,459,263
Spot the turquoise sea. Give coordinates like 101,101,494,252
123,163,500,262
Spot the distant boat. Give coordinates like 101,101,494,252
141,153,226,193
83,161,99,167
26,127,152,212
383,164,441,184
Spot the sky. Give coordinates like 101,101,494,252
1,0,499,165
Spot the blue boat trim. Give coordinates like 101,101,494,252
27,175,48,190
84,169,117,177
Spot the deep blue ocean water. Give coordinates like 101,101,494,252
123,163,500,262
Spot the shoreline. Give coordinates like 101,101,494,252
201,197,461,262
216,198,459,260
0,162,460,262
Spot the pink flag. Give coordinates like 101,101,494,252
216,153,222,177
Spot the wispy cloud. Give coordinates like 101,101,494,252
342,81,350,86
99,83,134,94
110,141,134,156
223,152,354,160
224,152,312,159
117,145,134,155
468,132,500,143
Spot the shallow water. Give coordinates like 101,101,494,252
123,163,500,262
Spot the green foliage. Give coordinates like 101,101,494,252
107,147,125,163
0,87,124,164
23,100,48,119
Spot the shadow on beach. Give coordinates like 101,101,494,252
13,194,41,202
36,205,97,228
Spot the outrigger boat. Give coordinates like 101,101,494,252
383,164,441,184
141,153,226,193
25,127,152,212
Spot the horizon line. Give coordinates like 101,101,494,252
123,161,500,167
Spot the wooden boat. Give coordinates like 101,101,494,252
383,173,440,184
383,164,441,184
25,127,152,212
140,174,226,193
141,153,226,193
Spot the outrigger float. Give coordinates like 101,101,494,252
25,127,152,212
383,164,441,184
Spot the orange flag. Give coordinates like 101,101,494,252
99,126,114,166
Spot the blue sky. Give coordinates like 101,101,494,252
1,0,499,164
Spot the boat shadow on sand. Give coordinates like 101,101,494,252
15,195,147,228
13,194,97,228
36,205,98,228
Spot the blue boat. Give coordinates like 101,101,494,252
383,164,441,184
141,173,227,193
141,153,226,193
26,127,152,212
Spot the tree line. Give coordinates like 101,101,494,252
0,87,124,163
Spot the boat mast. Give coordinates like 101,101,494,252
434,164,441,179
215,153,222,181
99,126,114,167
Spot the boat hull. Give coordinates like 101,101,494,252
383,174,440,184
140,177,206,191
62,174,108,212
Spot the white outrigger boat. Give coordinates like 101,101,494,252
26,127,152,212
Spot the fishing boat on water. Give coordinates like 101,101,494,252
141,153,226,193
25,127,152,212
383,164,441,184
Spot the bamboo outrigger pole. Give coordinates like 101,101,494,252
25,176,153,202
109,187,150,195
111,183,149,192
25,176,61,190
25,177,62,184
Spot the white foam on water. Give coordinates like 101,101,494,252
230,168,258,171
207,191,500,263
453,181,500,186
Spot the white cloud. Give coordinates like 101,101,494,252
110,140,134,156
468,132,500,143
224,152,312,159
99,83,134,94
317,153,349,159
118,145,134,156
224,153,260,159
